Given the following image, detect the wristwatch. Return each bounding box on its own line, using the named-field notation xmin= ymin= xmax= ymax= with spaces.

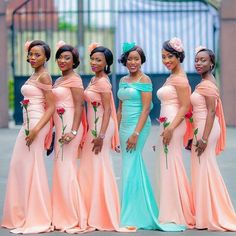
xmin=71 ymin=130 xmax=77 ymax=136
xmin=201 ymin=137 xmax=208 ymax=144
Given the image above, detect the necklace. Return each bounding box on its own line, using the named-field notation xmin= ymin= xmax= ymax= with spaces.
xmin=127 ymin=73 xmax=143 ymax=83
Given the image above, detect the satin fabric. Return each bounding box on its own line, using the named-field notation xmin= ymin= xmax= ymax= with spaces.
xmin=156 ymin=75 xmax=195 ymax=228
xmin=118 ymin=77 xmax=185 ymax=231
xmin=78 ymin=77 xmax=134 ymax=232
xmin=191 ymin=80 xmax=236 ymax=231
xmin=52 ymin=75 xmax=92 ymax=233
xmin=1 ymin=78 xmax=53 ymax=234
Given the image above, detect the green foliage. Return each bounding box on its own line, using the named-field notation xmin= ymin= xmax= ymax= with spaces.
xmin=58 ymin=21 xmax=77 ymax=31
xmin=8 ymin=79 xmax=14 ymax=110
xmin=95 ymin=117 xmax=99 ymax=124
xmin=91 ymin=130 xmax=97 ymax=138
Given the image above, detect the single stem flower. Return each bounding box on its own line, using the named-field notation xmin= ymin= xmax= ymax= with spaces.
xmin=91 ymin=101 xmax=100 ymax=138
xmin=157 ymin=116 xmax=170 ymax=169
xmin=21 ymin=99 xmax=30 ymax=151
xmin=185 ymin=112 xmax=200 ymax=164
xmin=57 ymin=107 xmax=66 ymax=161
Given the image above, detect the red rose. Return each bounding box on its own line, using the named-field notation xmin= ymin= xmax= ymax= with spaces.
xmin=158 ymin=116 xmax=167 ymax=123
xmin=21 ymin=99 xmax=30 ymax=106
xmin=185 ymin=111 xmax=193 ymax=119
xmin=57 ymin=107 xmax=65 ymax=115
xmin=91 ymin=101 xmax=100 ymax=107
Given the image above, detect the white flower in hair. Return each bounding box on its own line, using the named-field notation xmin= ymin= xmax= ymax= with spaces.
xmin=195 ymin=45 xmax=207 ymax=54
xmin=169 ymin=37 xmax=184 ymax=52
xmin=56 ymin=40 xmax=66 ymax=50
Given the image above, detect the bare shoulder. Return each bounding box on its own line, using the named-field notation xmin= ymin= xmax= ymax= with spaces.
xmin=119 ymin=76 xmax=128 ymax=83
xmin=140 ymin=75 xmax=152 ymax=84
xmin=72 ymin=73 xmax=82 ymax=80
xmin=38 ymin=72 xmax=52 ymax=85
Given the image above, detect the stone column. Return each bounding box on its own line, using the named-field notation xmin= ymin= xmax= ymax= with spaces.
xmin=0 ymin=1 xmax=8 ymax=128
xmin=220 ymin=1 xmax=236 ymax=126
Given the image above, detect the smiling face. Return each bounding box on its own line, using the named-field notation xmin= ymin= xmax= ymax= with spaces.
xmin=161 ymin=49 xmax=180 ymax=71
xmin=57 ymin=51 xmax=74 ymax=72
xmin=195 ymin=51 xmax=212 ymax=75
xmin=90 ymin=52 xmax=106 ymax=73
xmin=28 ymin=46 xmax=46 ymax=69
xmin=126 ymin=50 xmax=141 ymax=73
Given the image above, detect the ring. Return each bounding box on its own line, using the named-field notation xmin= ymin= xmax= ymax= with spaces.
xmin=66 ymin=137 xmax=70 ymax=141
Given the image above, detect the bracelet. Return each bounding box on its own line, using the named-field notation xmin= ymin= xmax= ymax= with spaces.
xmin=99 ymin=133 xmax=105 ymax=139
xmin=201 ymin=137 xmax=208 ymax=144
xmin=71 ymin=130 xmax=77 ymax=136
xmin=133 ymin=131 xmax=140 ymax=136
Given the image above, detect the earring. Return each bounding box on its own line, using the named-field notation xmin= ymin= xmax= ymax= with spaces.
xmin=210 ymin=64 xmax=214 ymax=70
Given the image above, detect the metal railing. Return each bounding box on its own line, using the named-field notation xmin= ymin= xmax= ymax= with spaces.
xmin=11 ymin=0 xmax=219 ymax=124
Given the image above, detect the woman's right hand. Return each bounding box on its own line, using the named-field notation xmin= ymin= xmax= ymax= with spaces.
xmin=25 ymin=128 xmax=39 ymax=147
xmin=92 ymin=137 xmax=104 ymax=155
xmin=195 ymin=139 xmax=207 ymax=156
xmin=126 ymin=133 xmax=138 ymax=152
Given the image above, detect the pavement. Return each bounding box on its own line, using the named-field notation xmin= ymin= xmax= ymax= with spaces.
xmin=0 ymin=125 xmax=236 ymax=236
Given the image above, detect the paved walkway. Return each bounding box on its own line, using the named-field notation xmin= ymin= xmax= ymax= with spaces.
xmin=0 ymin=126 xmax=235 ymax=236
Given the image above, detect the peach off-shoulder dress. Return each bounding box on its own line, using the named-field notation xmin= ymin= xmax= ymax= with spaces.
xmin=1 ymin=76 xmax=52 ymax=234
xmin=78 ymin=77 xmax=134 ymax=232
xmin=156 ymin=75 xmax=195 ymax=229
xmin=52 ymin=76 xmax=91 ymax=233
xmin=191 ymin=80 xmax=236 ymax=231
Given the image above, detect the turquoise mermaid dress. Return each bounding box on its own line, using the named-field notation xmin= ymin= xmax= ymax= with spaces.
xmin=117 ymin=79 xmax=185 ymax=231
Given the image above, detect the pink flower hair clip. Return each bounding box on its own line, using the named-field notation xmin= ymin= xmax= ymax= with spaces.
xmin=88 ymin=42 xmax=100 ymax=53
xmin=56 ymin=40 xmax=66 ymax=50
xmin=169 ymin=37 xmax=184 ymax=52
xmin=24 ymin=40 xmax=32 ymax=52
xmin=195 ymin=45 xmax=207 ymax=54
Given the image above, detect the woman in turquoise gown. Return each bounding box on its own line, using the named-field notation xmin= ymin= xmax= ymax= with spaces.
xmin=117 ymin=43 xmax=185 ymax=231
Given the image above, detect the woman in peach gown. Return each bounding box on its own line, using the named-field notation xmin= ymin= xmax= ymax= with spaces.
xmin=78 ymin=44 xmax=134 ymax=232
xmin=191 ymin=47 xmax=236 ymax=231
xmin=1 ymin=40 xmax=54 ymax=234
xmin=156 ymin=38 xmax=195 ymax=228
xmin=52 ymin=42 xmax=90 ymax=233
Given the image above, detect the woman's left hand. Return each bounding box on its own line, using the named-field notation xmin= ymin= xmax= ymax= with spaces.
xmin=92 ymin=137 xmax=103 ymax=154
xmin=62 ymin=132 xmax=75 ymax=144
xmin=126 ymin=134 xmax=138 ymax=152
xmin=161 ymin=127 xmax=173 ymax=145
xmin=25 ymin=128 xmax=39 ymax=147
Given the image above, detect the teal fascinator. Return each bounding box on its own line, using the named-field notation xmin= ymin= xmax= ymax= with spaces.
xmin=122 ymin=42 xmax=136 ymax=53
